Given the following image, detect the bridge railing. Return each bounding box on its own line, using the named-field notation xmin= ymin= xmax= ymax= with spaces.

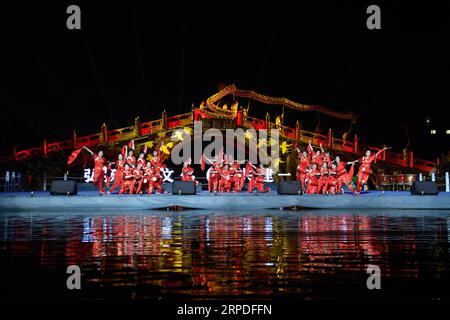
xmin=298 ymin=130 xmax=328 ymax=147
xmin=385 ymin=152 xmax=408 ymax=168
xmin=16 ymin=147 xmax=41 ymax=160
xmin=108 ymin=126 xmax=136 ymax=143
xmin=244 ymin=116 xmax=266 ymax=130
xmin=47 ymin=140 xmax=71 ymax=153
xmin=332 ymin=137 xmax=354 ymax=154
xmin=140 ymin=119 xmax=163 ymax=135
xmin=414 ymin=158 xmax=437 ymax=173
xmin=76 ymin=133 xmax=102 ymax=148
xmin=268 ymin=122 xmax=296 ymax=139
xmin=3 ymin=112 xmax=438 ymax=174
xmin=167 ymin=112 xmax=193 ymax=129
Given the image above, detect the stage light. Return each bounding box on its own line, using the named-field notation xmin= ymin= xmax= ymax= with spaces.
xmin=430 ymin=129 xmax=436 ymax=135
xmin=446 ymin=130 xmax=450 ymax=135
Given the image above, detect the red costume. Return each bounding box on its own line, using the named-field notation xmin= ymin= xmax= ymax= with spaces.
xmin=137 ymin=157 xmax=146 ymax=168
xmin=149 ymin=169 xmax=164 ymax=194
xmin=208 ymin=163 xmax=220 ymax=193
xmin=248 ymin=167 xmax=270 ymax=193
xmin=220 ymin=168 xmax=233 ymax=192
xmin=356 ymin=154 xmax=377 ymax=193
xmin=92 ymin=154 xmax=105 ymax=193
xmin=325 ymin=169 xmax=338 ymax=194
xmin=231 ymin=163 xmax=244 ymax=192
xmin=150 ymin=150 xmax=163 ymax=169
xmin=132 ymin=167 xmax=144 ymax=194
xmin=296 ymin=154 xmax=310 ymax=190
xmin=182 ymin=164 xmax=198 ymax=186
xmin=317 ymin=166 xmax=329 ymax=194
xmin=126 ymin=155 xmax=136 ymax=168
xmin=336 ymin=162 xmax=355 ymax=193
xmin=110 ymin=159 xmax=126 ymax=193
xmin=306 ymin=168 xmax=320 ymax=194
xmin=120 ymin=168 xmax=134 ymax=194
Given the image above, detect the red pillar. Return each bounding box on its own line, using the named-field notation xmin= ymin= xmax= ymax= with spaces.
xmin=236 ymin=110 xmax=243 ymax=127
xmin=162 ymin=110 xmax=168 ymax=130
xmin=353 ymin=135 xmax=359 ymax=154
xmin=295 ymin=121 xmax=300 ymax=140
xmin=409 ymin=151 xmax=414 ymax=168
xmin=101 ymin=123 xmax=108 ymax=143
xmin=42 ymin=139 xmax=47 ymax=155
xmin=134 ymin=116 xmax=141 ymax=136
xmin=72 ymin=130 xmax=78 ymax=149
xmin=328 ymin=128 xmax=333 ymax=148
xmin=193 ymin=109 xmax=201 ymax=122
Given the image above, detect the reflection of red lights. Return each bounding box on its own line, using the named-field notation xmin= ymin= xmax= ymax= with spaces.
xmin=4 ymin=213 xmax=443 ymax=296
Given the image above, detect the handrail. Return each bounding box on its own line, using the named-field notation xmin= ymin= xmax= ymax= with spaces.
xmin=4 ymin=111 xmax=436 ymax=173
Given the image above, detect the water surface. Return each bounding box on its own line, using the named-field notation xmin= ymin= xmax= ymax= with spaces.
xmin=1 ymin=210 xmax=449 ymax=300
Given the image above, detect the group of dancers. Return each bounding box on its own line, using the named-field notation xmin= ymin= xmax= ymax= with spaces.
xmin=82 ymin=144 xmax=166 ymax=195
xmin=202 ymin=156 xmax=271 ymax=194
xmin=80 ymin=139 xmax=387 ymax=196
xmin=296 ymin=140 xmax=388 ymax=195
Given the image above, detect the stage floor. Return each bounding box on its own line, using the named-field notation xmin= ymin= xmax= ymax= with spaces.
xmin=1 ymin=190 xmax=450 ymax=211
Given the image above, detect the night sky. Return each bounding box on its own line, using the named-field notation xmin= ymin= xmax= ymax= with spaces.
xmin=0 ymin=1 xmax=449 ymax=159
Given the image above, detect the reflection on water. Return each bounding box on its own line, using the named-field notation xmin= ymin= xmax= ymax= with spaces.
xmin=0 ymin=210 xmax=449 ymax=300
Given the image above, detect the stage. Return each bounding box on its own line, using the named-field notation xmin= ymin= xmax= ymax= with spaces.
xmin=1 ymin=190 xmax=450 ymax=211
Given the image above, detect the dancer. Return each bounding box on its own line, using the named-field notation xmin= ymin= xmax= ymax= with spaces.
xmin=325 ymin=163 xmax=338 ymax=195
xmin=296 ymin=150 xmax=310 ymax=192
xmin=334 ymin=156 xmax=355 ymax=193
xmin=219 ymin=164 xmax=233 ymax=193
xmin=119 ymin=164 xmax=134 ymax=194
xmin=208 ymin=160 xmax=220 ymax=193
xmin=306 ymin=163 xmax=320 ymax=194
xmin=132 ymin=164 xmax=144 ymax=194
xmin=231 ymin=160 xmax=244 ymax=192
xmin=82 ymin=146 xmax=106 ymax=195
xmin=181 ymin=160 xmax=198 ymax=186
xmin=317 ymin=162 xmax=329 ymax=194
xmin=248 ymin=163 xmax=270 ymax=193
xmin=308 ymin=141 xmax=323 ymax=167
xmin=137 ymin=151 xmax=147 ymax=168
xmin=109 ymin=153 xmax=126 ymax=193
xmin=126 ymin=149 xmax=136 ymax=168
xmin=353 ymin=147 xmax=389 ymax=194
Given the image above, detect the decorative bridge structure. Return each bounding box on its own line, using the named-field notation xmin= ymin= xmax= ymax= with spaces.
xmin=1 ymin=85 xmax=437 ymax=174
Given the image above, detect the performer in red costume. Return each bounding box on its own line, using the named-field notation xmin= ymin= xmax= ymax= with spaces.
xmin=109 ymin=153 xmax=126 ymax=193
xmin=150 ymin=143 xmax=164 ymax=169
xmin=248 ymin=163 xmax=270 ymax=193
xmin=126 ymin=149 xmax=136 ymax=168
xmin=306 ymin=163 xmax=320 ymax=194
xmin=181 ymin=161 xmax=198 ymax=186
xmin=296 ymin=150 xmax=310 ymax=191
xmin=132 ymin=164 xmax=144 ymax=194
xmin=137 ymin=152 xmax=147 ymax=168
xmin=230 ymin=160 xmax=244 ymax=192
xmin=334 ymin=156 xmax=355 ymax=193
xmin=325 ymin=163 xmax=338 ymax=194
xmin=352 ymin=147 xmax=388 ymax=194
xmin=149 ymin=166 xmax=164 ymax=194
xmin=322 ymin=150 xmax=332 ymax=167
xmin=317 ymin=162 xmax=329 ymax=194
xmin=120 ymin=164 xmax=134 ymax=194
xmin=208 ymin=160 xmax=220 ymax=193
xmin=83 ymin=146 xmax=106 ymax=195
xmin=308 ymin=140 xmax=323 ymax=168
xmin=219 ymin=164 xmax=233 ymax=192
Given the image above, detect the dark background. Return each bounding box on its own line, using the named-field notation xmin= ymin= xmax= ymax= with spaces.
xmin=0 ymin=1 xmax=449 ymax=159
